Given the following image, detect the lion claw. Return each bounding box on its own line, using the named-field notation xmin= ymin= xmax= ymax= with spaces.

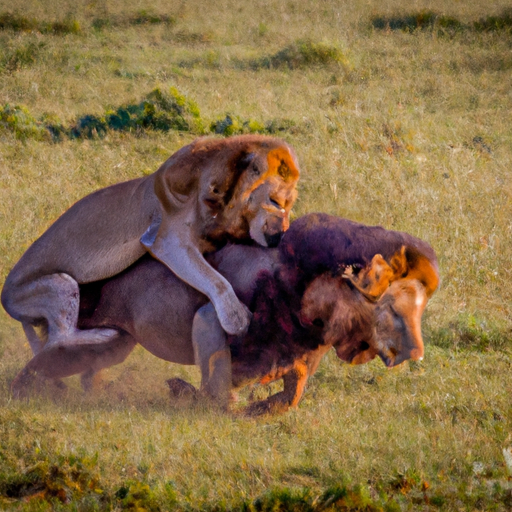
xmin=218 ymin=301 xmax=252 ymax=336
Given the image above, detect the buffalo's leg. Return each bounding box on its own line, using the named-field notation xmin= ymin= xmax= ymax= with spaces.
xmin=2 ymin=273 xmax=118 ymax=351
xmin=191 ymin=303 xmax=232 ymax=406
xmin=244 ymin=360 xmax=309 ymax=416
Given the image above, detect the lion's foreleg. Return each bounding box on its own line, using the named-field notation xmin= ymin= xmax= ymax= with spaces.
xmin=191 ymin=303 xmax=232 ymax=407
xmin=141 ymin=215 xmax=251 ymax=336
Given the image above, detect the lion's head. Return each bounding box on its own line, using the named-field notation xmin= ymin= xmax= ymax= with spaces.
xmin=154 ymin=135 xmax=299 ymax=249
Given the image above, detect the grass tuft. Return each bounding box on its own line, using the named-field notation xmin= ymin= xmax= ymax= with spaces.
xmin=92 ymin=10 xmax=176 ymax=30
xmin=428 ymin=314 xmax=512 ymax=352
xmin=371 ymin=10 xmax=463 ymax=33
xmin=254 ymin=39 xmax=350 ymax=70
xmin=473 ymin=8 xmax=512 ymax=32
xmin=0 ymin=40 xmax=45 ymax=72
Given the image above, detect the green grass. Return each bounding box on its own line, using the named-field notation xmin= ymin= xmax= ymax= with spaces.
xmin=0 ymin=0 xmax=511 ymax=510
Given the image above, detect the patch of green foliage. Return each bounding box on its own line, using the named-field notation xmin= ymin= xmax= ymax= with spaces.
xmin=371 ymin=8 xmax=512 ymax=34
xmin=254 ymin=39 xmax=350 ymax=70
xmin=243 ymin=485 xmax=391 ymax=512
xmin=211 ymin=115 xmax=300 ymax=137
xmin=0 ymin=104 xmax=48 ymax=140
xmin=0 ymin=88 xmax=298 ymax=141
xmin=0 ymin=87 xmax=206 ymax=141
xmin=114 ymin=480 xmax=162 ymax=511
xmin=428 ymin=314 xmax=512 ymax=352
xmin=70 ymin=87 xmax=206 ymax=138
xmin=210 ymin=114 xmax=265 ymax=136
xmin=0 ymin=12 xmax=80 ymax=34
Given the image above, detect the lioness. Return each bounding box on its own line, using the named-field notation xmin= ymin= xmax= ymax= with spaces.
xmin=1 ymin=135 xmax=300 ymax=394
xmin=11 ymin=214 xmax=439 ymax=414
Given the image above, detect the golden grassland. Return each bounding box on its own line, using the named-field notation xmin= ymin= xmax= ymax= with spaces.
xmin=0 ymin=0 xmax=511 ymax=509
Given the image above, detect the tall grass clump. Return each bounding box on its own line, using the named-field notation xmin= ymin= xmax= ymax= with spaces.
xmin=91 ymin=10 xmax=175 ymax=30
xmin=254 ymin=39 xmax=350 ymax=70
xmin=0 ymin=39 xmax=45 ymax=72
xmin=0 ymin=11 xmax=80 ymax=34
xmin=371 ymin=8 xmax=512 ymax=34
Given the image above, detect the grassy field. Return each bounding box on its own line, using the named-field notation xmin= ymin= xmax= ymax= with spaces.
xmin=0 ymin=0 xmax=511 ymax=509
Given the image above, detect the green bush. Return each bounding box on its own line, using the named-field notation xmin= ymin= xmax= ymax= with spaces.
xmin=0 ymin=104 xmax=48 ymax=140
xmin=0 ymin=87 xmax=299 ymax=141
xmin=210 ymin=114 xmax=265 ymax=136
xmin=69 ymin=86 xmax=205 ymax=138
xmin=92 ymin=10 xmax=176 ymax=30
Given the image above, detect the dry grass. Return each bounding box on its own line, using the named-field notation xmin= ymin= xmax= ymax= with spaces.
xmin=0 ymin=0 xmax=511 ymax=509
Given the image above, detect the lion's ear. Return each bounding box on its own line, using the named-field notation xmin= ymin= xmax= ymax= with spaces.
xmin=148 ymin=142 xmax=201 ymax=214
xmin=343 ymin=254 xmax=394 ymax=301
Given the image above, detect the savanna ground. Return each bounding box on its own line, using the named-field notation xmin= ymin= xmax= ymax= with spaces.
xmin=0 ymin=0 xmax=511 ymax=510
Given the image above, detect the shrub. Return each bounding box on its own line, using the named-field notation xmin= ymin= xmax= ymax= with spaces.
xmin=0 ymin=453 xmax=104 ymax=504
xmin=69 ymin=87 xmax=206 ymax=138
xmin=0 ymin=104 xmax=48 ymax=140
xmin=371 ymin=9 xmax=512 ymax=34
xmin=92 ymin=10 xmax=176 ymax=30
xmin=210 ymin=114 xmax=265 ymax=136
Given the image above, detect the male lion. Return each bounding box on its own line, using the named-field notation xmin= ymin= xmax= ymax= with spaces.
xmin=11 ymin=214 xmax=439 ymax=414
xmin=1 ymin=135 xmax=300 ymax=387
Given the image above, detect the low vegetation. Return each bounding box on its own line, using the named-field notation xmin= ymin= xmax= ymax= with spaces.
xmin=0 ymin=0 xmax=511 ymax=509
xmin=371 ymin=8 xmax=512 ymax=34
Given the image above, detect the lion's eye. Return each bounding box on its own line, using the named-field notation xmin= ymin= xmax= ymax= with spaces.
xmin=250 ymin=164 xmax=260 ymax=176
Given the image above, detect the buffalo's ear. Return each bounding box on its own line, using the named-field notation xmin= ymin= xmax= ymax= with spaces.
xmin=390 ymin=245 xmax=408 ymax=277
xmin=405 ymin=248 xmax=440 ymax=297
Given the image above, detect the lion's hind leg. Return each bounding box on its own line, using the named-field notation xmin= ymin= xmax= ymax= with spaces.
xmin=2 ymin=273 xmax=118 ymax=349
xmin=22 ymin=321 xmax=47 ymax=355
xmin=10 ymin=332 xmax=136 ymax=398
